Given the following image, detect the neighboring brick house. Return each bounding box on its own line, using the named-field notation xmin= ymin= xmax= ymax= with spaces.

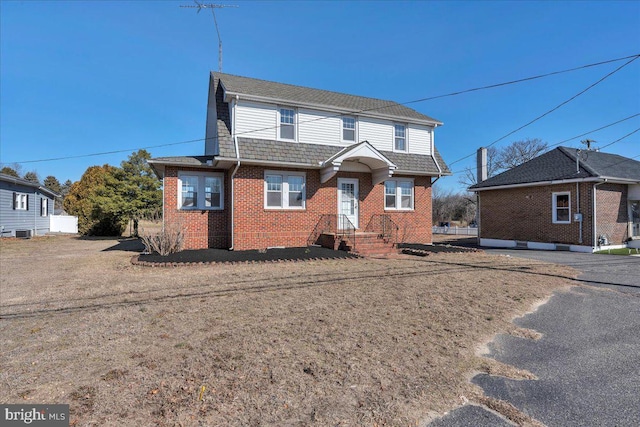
xmin=470 ymin=147 xmax=640 ymax=252
xmin=149 ymin=72 xmax=451 ymax=253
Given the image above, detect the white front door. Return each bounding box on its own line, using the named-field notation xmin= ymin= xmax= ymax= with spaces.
xmin=338 ymin=178 xmax=359 ymax=229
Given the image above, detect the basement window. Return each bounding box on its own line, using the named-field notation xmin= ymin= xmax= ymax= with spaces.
xmin=552 ymin=192 xmax=571 ymax=224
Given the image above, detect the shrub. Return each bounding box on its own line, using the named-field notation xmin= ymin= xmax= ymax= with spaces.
xmin=140 ymin=222 xmax=185 ymax=256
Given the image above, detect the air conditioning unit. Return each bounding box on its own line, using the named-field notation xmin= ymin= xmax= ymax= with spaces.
xmin=15 ymin=230 xmax=32 ymax=239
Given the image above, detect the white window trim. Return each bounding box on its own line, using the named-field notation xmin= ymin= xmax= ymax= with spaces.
xmin=177 ymin=172 xmax=224 ymax=210
xmin=393 ymin=123 xmax=408 ymax=153
xmin=14 ymin=192 xmax=28 ymax=210
xmin=264 ymin=170 xmax=306 ymax=210
xmin=384 ymin=178 xmax=414 ymax=211
xmin=341 ymin=116 xmax=357 ymax=143
xmin=277 ymin=107 xmax=297 ymax=142
xmin=552 ymin=191 xmax=571 ymax=224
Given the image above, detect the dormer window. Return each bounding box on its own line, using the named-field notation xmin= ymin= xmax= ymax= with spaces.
xmin=279 ymin=108 xmax=296 ymax=140
xmin=394 ymin=124 xmax=407 ymax=152
xmin=342 ymin=116 xmax=356 ymax=142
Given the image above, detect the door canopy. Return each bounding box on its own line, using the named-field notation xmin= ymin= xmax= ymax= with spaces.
xmin=320 ymin=141 xmax=397 ymax=184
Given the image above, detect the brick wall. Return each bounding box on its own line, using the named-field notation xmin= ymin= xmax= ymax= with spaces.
xmin=596 ymin=183 xmax=629 ymax=245
xmin=478 ymin=183 xmax=593 ymax=245
xmin=163 ymin=165 xmax=434 ymax=250
xmin=163 ymin=166 xmax=230 ymax=250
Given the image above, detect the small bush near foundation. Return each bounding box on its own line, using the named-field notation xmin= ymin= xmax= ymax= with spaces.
xmin=140 ymin=223 xmax=185 ymax=256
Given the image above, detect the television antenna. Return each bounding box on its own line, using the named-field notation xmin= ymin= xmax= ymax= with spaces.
xmin=180 ymin=1 xmax=238 ymax=72
xmin=580 ymin=138 xmax=596 ymax=150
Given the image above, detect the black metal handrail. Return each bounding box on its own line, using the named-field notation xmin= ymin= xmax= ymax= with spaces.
xmin=307 ymin=214 xmax=357 ymax=250
xmin=365 ymin=214 xmax=399 ymax=245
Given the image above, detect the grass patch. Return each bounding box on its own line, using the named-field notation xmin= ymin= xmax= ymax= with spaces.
xmin=594 ymin=247 xmax=640 ymax=255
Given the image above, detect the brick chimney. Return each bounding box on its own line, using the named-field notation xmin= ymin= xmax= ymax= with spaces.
xmin=477 ymin=147 xmax=488 ymax=183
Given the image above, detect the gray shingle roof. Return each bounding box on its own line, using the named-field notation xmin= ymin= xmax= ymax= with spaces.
xmin=0 ymin=173 xmax=60 ymax=198
xmin=470 ymin=147 xmax=640 ymax=190
xmin=214 ymin=72 xmax=441 ymax=124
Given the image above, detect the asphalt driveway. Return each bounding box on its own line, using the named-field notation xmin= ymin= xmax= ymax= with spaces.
xmin=429 ymin=250 xmax=640 ymax=426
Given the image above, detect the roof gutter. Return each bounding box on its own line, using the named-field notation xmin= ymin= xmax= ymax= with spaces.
xmin=229 ymin=95 xmax=241 ymax=251
xmin=471 ymin=177 xmax=605 ymax=192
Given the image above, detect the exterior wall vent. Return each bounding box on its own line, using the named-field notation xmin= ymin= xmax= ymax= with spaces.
xmin=15 ymin=230 xmax=32 ymax=239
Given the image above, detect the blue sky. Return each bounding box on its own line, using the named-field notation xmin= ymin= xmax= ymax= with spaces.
xmin=1 ymin=0 xmax=639 ymax=192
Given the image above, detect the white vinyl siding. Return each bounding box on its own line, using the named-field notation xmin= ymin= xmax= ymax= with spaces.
xmin=235 ymin=100 xmax=277 ymax=140
xmin=408 ymin=125 xmax=432 ymax=155
xmin=298 ymin=109 xmax=343 ymax=146
xmin=552 ymin=192 xmax=571 ymax=224
xmin=359 ymin=117 xmax=392 ymax=151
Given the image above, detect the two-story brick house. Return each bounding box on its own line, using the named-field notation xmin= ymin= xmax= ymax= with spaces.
xmin=149 ymin=73 xmax=451 ymax=252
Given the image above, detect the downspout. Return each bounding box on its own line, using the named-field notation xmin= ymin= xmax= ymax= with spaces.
xmin=576 ymin=182 xmax=582 ymax=244
xmin=593 ymin=180 xmax=607 ymax=249
xmin=229 ymin=94 xmax=241 ymax=250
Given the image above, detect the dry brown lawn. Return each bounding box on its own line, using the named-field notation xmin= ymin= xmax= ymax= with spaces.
xmin=0 ymin=235 xmax=578 ymax=426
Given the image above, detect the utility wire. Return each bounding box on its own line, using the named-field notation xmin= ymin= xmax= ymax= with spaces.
xmin=7 ymin=54 xmax=640 ymax=165
xmin=452 ymin=117 xmax=640 ymax=175
xmin=447 ymin=55 xmax=640 ymax=167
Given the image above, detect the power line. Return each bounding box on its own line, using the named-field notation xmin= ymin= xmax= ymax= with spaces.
xmin=451 ymin=113 xmax=640 ymax=175
xmin=598 ymin=127 xmax=640 ymax=150
xmin=7 ymin=54 xmax=639 ymax=165
xmin=447 ymin=55 xmax=640 ymax=167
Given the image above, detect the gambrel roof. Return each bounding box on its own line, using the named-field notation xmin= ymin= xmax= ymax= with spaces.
xmin=214 ymin=72 xmax=442 ymax=125
xmin=470 ymin=147 xmax=640 ymax=190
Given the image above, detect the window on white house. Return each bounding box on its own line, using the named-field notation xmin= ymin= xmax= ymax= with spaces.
xmin=13 ymin=192 xmax=28 ymax=210
xmin=279 ymin=108 xmax=296 ymax=140
xmin=342 ymin=116 xmax=356 ymax=142
xmin=552 ymin=192 xmax=571 ymax=223
xmin=384 ymin=179 xmax=414 ymax=210
xmin=40 ymin=198 xmax=48 ymax=217
xmin=394 ymin=124 xmax=407 ymax=152
xmin=265 ymin=171 xmax=305 ymax=209
xmin=179 ymin=173 xmax=223 ymax=210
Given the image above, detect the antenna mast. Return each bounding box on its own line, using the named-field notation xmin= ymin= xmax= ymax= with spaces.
xmin=581 ymin=139 xmax=596 ymax=150
xmin=181 ymin=1 xmax=238 ymax=72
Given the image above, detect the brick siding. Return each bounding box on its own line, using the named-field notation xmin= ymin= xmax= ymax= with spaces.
xmin=596 ymin=183 xmax=629 ymax=245
xmin=479 ymin=182 xmax=630 ymax=246
xmin=164 ymin=165 xmax=433 ymax=250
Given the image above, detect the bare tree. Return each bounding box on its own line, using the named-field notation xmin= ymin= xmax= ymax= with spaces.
xmin=496 ymin=138 xmax=548 ymax=170
xmin=458 ymin=139 xmax=548 ymax=188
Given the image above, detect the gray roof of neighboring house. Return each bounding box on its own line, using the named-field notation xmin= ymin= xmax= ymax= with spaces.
xmin=213 ymin=72 xmax=442 ymax=124
xmin=470 ymin=147 xmax=640 ymax=190
xmin=0 ymin=173 xmax=60 ymax=198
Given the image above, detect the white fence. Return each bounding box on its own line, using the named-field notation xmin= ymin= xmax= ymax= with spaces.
xmin=432 ymin=226 xmax=478 ymax=236
xmin=50 ymin=215 xmax=78 ymax=234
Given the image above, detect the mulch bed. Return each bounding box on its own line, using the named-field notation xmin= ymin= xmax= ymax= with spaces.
xmin=398 ymin=242 xmax=481 ymax=255
xmin=134 ymin=245 xmax=360 ymax=266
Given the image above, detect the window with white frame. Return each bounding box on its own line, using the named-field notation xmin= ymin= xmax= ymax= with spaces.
xmin=40 ymin=198 xmax=48 ymax=217
xmin=552 ymin=192 xmax=570 ymax=223
xmin=342 ymin=116 xmax=356 ymax=142
xmin=178 ymin=173 xmax=223 ymax=210
xmin=264 ymin=171 xmax=305 ymax=209
xmin=279 ymin=108 xmax=296 ymax=140
xmin=13 ymin=192 xmax=28 ymax=210
xmin=630 ymin=201 xmax=639 ymax=237
xmin=384 ymin=179 xmax=414 ymax=210
xmin=394 ymin=124 xmax=407 ymax=152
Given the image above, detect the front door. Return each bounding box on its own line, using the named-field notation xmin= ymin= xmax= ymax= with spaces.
xmin=338 ymin=178 xmax=359 ymax=229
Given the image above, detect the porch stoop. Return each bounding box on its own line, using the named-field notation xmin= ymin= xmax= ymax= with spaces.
xmin=341 ymin=232 xmax=397 ymax=257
